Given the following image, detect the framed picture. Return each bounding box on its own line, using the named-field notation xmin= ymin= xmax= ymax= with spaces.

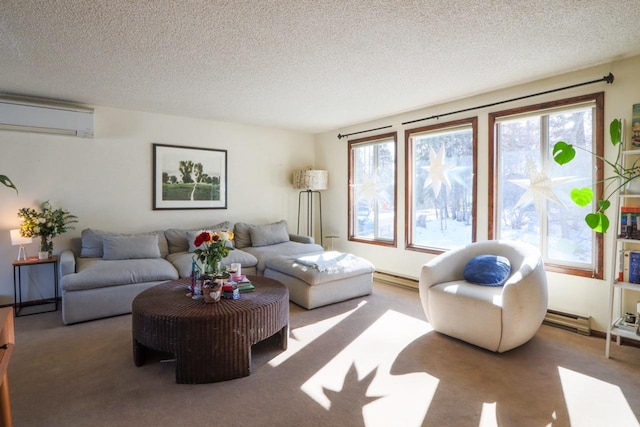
xmin=153 ymin=143 xmax=227 ymax=210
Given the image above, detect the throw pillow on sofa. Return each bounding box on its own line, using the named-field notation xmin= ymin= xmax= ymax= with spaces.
xmin=80 ymin=228 xmax=169 ymax=258
xmin=234 ymin=220 xmax=289 ymax=248
xmin=233 ymin=222 xmax=253 ymax=248
xmin=249 ymin=221 xmax=290 ymax=247
xmin=102 ymin=235 xmax=162 ymax=260
xmin=80 ymin=228 xmax=116 ymax=257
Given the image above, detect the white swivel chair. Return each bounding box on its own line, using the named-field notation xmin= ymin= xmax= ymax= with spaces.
xmin=419 ymin=240 xmax=548 ymax=353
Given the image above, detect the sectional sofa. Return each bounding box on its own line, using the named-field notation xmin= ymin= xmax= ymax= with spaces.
xmin=59 ymin=220 xmax=323 ymax=324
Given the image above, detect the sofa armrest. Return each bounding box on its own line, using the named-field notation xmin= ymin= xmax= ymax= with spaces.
xmin=289 ymin=234 xmax=315 ymax=244
xmin=60 ymin=249 xmax=77 ymax=277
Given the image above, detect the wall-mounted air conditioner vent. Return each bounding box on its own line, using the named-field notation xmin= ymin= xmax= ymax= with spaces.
xmin=0 ymin=96 xmax=94 ymax=138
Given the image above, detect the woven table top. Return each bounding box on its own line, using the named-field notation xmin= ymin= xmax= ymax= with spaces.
xmin=132 ymin=275 xmax=288 ymax=320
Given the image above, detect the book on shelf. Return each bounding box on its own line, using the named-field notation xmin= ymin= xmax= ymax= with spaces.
xmin=632 ymin=103 xmax=640 ymax=149
xmin=620 ymin=206 xmax=640 ymax=239
xmin=620 ymin=250 xmax=640 ymax=283
xmin=631 ymin=251 xmax=640 ymax=284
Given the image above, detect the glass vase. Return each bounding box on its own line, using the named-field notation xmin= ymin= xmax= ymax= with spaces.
xmin=39 ymin=235 xmax=53 ymax=259
xmin=204 ymin=260 xmax=222 ymax=277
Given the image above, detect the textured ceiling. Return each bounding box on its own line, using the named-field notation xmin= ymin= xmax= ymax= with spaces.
xmin=1 ymin=1 xmax=639 ymax=134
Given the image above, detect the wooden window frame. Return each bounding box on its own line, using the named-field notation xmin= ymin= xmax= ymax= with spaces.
xmin=348 ymin=132 xmax=398 ymax=247
xmin=488 ymin=92 xmax=604 ymax=279
xmin=404 ymin=117 xmax=478 ymax=254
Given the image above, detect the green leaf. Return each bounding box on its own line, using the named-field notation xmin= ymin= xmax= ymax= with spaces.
xmin=570 ymin=187 xmax=593 ymax=207
xmin=585 ymin=212 xmax=609 ymax=233
xmin=552 ymin=141 xmax=576 ymax=165
xmin=0 ymin=175 xmax=18 ymax=193
xmin=598 ymin=200 xmax=610 ymax=211
xmin=610 ymin=118 xmax=622 ymax=146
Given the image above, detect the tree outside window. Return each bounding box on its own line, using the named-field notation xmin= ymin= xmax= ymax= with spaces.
xmin=406 ymin=118 xmax=477 ymax=252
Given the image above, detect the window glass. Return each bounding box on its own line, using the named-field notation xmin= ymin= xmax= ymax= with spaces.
xmin=406 ymin=119 xmax=476 ymax=251
xmin=492 ymin=94 xmax=603 ymax=277
xmin=348 ymin=133 xmax=397 ymax=245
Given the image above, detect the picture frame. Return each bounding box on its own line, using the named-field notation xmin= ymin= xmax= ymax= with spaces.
xmin=153 ymin=143 xmax=227 ymax=210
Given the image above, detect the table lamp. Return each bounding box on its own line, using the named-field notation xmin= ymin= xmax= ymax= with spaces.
xmin=10 ymin=229 xmax=32 ymax=261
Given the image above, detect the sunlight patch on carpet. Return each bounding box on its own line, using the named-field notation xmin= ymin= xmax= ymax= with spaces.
xmin=558 ymin=367 xmax=639 ymax=426
xmin=268 ymin=301 xmax=367 ymax=368
xmin=479 ymin=402 xmax=497 ymax=427
xmin=300 ymin=310 xmax=435 ymax=426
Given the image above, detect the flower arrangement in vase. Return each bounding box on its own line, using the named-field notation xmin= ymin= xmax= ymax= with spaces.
xmin=192 ymin=230 xmax=234 ymax=303
xmin=192 ymin=230 xmax=234 ymax=276
xmin=17 ymin=201 xmax=78 ymax=259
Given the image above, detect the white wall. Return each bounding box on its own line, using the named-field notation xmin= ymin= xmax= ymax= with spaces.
xmin=316 ymin=55 xmax=640 ymax=333
xmin=0 ymin=106 xmax=315 ymax=305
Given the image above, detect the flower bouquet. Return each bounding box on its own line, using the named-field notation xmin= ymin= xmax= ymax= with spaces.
xmin=192 ymin=230 xmax=234 ymax=303
xmin=192 ymin=230 xmax=234 ymax=276
xmin=17 ymin=201 xmax=77 ymax=258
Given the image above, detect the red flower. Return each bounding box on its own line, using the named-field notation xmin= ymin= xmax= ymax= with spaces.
xmin=194 ymin=231 xmax=210 ymax=247
xmin=212 ymin=234 xmax=220 ymax=242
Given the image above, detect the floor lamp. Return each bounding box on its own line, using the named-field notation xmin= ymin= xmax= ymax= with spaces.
xmin=293 ymin=169 xmax=328 ymax=246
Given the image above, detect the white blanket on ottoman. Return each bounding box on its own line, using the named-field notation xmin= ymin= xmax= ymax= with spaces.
xmin=294 ymin=251 xmax=362 ymax=273
xmin=265 ymin=252 xmax=374 ymax=309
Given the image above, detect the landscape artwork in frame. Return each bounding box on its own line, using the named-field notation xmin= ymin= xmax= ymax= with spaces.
xmin=153 ymin=143 xmax=227 ymax=209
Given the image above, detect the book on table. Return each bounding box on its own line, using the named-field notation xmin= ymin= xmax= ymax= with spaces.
xmin=238 ymin=282 xmax=254 ymax=292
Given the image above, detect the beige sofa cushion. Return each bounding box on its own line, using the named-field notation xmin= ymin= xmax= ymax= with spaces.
xmin=249 ymin=222 xmax=290 ymax=247
xmin=62 ymin=258 xmax=178 ymax=291
xmin=234 ymin=220 xmax=288 ymax=249
xmin=80 ymin=228 xmax=169 ymax=258
xmin=102 ymin=235 xmax=162 ymax=260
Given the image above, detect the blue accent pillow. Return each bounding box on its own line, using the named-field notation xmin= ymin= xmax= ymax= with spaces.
xmin=463 ymin=255 xmax=512 ymax=286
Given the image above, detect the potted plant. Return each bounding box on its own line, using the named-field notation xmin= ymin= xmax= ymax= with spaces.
xmin=552 ymin=118 xmax=632 ymax=233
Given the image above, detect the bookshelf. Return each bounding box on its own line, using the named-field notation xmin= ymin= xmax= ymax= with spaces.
xmin=606 ymin=147 xmax=640 ymax=358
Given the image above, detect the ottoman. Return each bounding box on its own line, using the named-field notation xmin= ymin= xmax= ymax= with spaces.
xmin=264 ymin=251 xmax=374 ymax=309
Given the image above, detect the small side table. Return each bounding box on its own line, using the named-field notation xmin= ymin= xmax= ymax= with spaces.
xmin=12 ymin=256 xmax=59 ymax=317
xmin=324 ymin=235 xmax=340 ymax=251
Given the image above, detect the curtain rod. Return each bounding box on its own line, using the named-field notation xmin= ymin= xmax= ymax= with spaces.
xmin=337 ymin=73 xmax=614 ymax=140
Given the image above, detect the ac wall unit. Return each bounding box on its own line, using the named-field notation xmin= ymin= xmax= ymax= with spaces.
xmin=0 ymin=96 xmax=94 ymax=138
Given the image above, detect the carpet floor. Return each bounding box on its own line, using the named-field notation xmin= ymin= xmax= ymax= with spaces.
xmin=8 ymin=281 xmax=640 ymax=427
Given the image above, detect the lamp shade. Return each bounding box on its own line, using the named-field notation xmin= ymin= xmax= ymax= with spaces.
xmin=293 ymin=170 xmax=328 ymax=191
xmin=10 ymin=229 xmax=32 ymax=246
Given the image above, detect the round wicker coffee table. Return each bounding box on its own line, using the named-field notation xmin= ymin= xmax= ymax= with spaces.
xmin=132 ymin=276 xmax=289 ymax=384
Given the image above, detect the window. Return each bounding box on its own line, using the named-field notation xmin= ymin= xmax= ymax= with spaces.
xmin=406 ymin=118 xmax=477 ymax=252
xmin=348 ymin=133 xmax=397 ymax=246
xmin=489 ymin=93 xmax=604 ymax=278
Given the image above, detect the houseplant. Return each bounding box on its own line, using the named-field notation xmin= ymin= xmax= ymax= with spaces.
xmin=552 ymin=118 xmax=629 ymax=233
xmin=17 ymin=201 xmax=78 ymax=258
xmin=1 ymin=175 xmax=17 ymax=193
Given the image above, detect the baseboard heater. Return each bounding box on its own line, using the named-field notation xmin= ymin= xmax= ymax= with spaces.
xmin=373 ymin=271 xmax=419 ymax=290
xmin=543 ymin=309 xmax=591 ymax=336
